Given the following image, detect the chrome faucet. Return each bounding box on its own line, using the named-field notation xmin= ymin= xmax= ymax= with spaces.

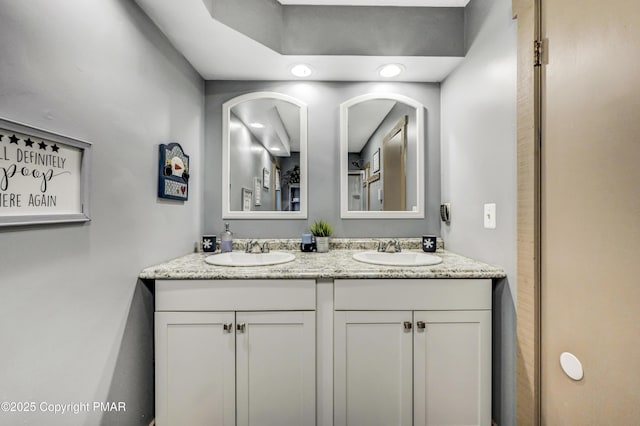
xmin=378 ymin=239 xmax=402 ymax=253
xmin=245 ymin=240 xmax=270 ymax=253
xmin=245 ymin=240 xmax=262 ymax=253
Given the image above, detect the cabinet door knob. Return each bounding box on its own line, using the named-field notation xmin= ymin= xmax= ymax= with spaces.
xmin=403 ymin=321 xmax=412 ymax=331
xmin=416 ymin=321 xmax=426 ymax=330
xmin=237 ymin=323 xmax=246 ymax=333
xmin=223 ymin=323 xmax=233 ymax=333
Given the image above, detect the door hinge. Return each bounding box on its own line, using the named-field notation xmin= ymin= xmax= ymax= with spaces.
xmin=534 ymin=39 xmax=543 ymax=67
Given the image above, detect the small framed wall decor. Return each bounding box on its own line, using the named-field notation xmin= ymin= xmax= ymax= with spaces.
xmin=372 ymin=148 xmax=380 ymax=174
xmin=242 ymin=187 xmax=252 ymax=211
xmin=275 ymin=166 xmax=281 ymax=191
xmin=263 ymin=167 xmax=271 ymax=190
xmin=158 ymin=143 xmax=189 ymax=201
xmin=0 ymin=117 xmax=92 ymax=227
xmin=254 ymin=177 xmax=262 ymax=206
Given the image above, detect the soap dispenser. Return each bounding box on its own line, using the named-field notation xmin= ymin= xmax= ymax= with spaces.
xmin=220 ymin=223 xmax=233 ymax=253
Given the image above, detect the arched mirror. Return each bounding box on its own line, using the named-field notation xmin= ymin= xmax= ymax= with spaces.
xmin=222 ymin=92 xmax=307 ymax=219
xmin=340 ymin=94 xmax=425 ymax=218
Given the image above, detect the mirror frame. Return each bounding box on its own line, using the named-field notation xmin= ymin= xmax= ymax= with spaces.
xmin=222 ymin=92 xmax=308 ymax=219
xmin=340 ymin=93 xmax=425 ymax=219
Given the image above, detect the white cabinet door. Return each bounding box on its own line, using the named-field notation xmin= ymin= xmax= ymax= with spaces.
xmin=155 ymin=312 xmax=235 ymax=426
xmin=236 ymin=311 xmax=316 ymax=426
xmin=413 ymin=310 xmax=491 ymax=426
xmin=334 ymin=311 xmax=413 ymax=426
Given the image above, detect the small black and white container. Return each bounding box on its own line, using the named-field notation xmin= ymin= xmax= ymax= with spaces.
xmin=202 ymin=235 xmax=217 ymax=253
xmin=300 ymin=233 xmax=316 ymax=252
xmin=422 ymin=235 xmax=437 ymax=252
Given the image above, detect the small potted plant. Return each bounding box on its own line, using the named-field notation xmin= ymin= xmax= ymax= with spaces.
xmin=310 ymin=219 xmax=333 ymax=253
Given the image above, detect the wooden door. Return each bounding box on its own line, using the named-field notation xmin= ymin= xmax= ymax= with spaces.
xmin=383 ymin=116 xmax=407 ymax=210
xmin=155 ymin=312 xmax=235 ymax=426
xmin=413 ymin=310 xmax=491 ymax=426
xmin=334 ymin=311 xmax=413 ymax=426
xmin=541 ymin=0 xmax=640 ymax=422
xmin=235 ymin=311 xmax=316 ymax=426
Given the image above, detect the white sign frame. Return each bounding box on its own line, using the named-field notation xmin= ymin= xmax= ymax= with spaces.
xmin=262 ymin=167 xmax=271 ymax=190
xmin=242 ymin=187 xmax=252 ymax=211
xmin=0 ymin=118 xmax=92 ymax=227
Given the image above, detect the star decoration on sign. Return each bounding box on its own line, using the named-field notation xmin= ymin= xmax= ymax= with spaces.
xmin=24 ymin=138 xmax=35 ymax=147
xmin=51 ymin=144 xmax=60 ymax=153
xmin=38 ymin=141 xmax=47 ymax=150
xmin=203 ymin=238 xmax=213 ymax=250
xmin=9 ymin=134 xmax=19 ymax=144
xmin=423 ymin=239 xmax=434 ymax=249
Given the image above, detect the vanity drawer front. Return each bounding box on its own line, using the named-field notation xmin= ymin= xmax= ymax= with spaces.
xmin=334 ymin=279 xmax=491 ymax=310
xmin=156 ymin=279 xmax=316 ymax=311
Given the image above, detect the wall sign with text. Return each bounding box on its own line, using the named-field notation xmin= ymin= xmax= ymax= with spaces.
xmin=0 ymin=118 xmax=92 ymax=227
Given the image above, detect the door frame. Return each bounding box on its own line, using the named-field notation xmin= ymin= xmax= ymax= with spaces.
xmin=513 ymin=0 xmax=542 ymax=424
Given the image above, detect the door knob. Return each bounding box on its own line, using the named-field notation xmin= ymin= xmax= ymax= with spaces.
xmin=403 ymin=321 xmax=412 ymax=331
xmin=237 ymin=323 xmax=246 ymax=333
xmin=416 ymin=321 xmax=426 ymax=330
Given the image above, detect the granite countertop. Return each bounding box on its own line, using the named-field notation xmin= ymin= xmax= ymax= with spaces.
xmin=139 ymin=238 xmax=506 ymax=280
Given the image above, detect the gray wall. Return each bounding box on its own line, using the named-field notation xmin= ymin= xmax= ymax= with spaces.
xmin=205 ymin=81 xmax=441 ymax=238
xmin=441 ymin=0 xmax=517 ymax=423
xmin=282 ymin=6 xmax=464 ymax=56
xmin=0 ymin=1 xmax=204 ymax=425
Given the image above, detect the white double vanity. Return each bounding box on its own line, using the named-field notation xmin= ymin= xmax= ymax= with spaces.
xmin=140 ymin=89 xmax=506 ymax=425
xmin=141 ymin=240 xmax=504 ymax=426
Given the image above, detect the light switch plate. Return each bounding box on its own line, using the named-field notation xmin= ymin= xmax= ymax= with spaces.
xmin=484 ymin=203 xmax=496 ymax=229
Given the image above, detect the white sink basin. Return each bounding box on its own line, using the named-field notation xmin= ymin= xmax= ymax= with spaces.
xmin=205 ymin=251 xmax=296 ymax=267
xmin=352 ymin=251 xmax=443 ymax=267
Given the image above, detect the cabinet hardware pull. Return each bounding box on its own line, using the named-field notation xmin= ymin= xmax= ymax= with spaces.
xmin=403 ymin=321 xmax=412 ymax=330
xmin=223 ymin=323 xmax=233 ymax=333
xmin=416 ymin=321 xmax=426 ymax=330
xmin=237 ymin=323 xmax=246 ymax=333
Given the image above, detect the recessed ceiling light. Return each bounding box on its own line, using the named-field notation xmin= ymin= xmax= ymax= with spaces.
xmin=290 ymin=64 xmax=313 ymax=78
xmin=249 ymin=122 xmax=264 ymax=129
xmin=378 ymin=64 xmax=404 ymax=78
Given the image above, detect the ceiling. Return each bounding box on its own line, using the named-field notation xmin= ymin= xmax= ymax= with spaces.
xmin=348 ymin=100 xmax=397 ymax=153
xmin=232 ymin=98 xmax=301 ymax=155
xmin=134 ymin=0 xmax=469 ymax=82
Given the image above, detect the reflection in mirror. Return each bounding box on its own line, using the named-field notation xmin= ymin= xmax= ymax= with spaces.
xmin=340 ymin=94 xmax=424 ymax=218
xmin=222 ymin=92 xmax=307 ymax=218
